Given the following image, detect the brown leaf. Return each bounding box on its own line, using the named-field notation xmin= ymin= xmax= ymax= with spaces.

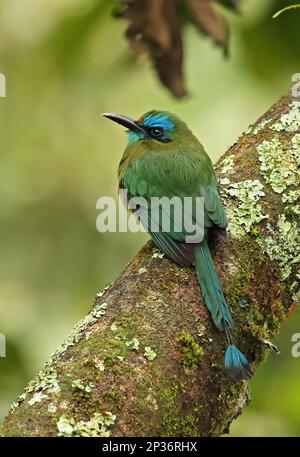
xmin=117 ymin=0 xmax=186 ymax=98
xmin=186 ymin=0 xmax=229 ymax=54
xmin=115 ymin=0 xmax=239 ymax=97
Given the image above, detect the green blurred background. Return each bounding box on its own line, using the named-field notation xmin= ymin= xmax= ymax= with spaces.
xmin=0 ymin=0 xmax=300 ymax=436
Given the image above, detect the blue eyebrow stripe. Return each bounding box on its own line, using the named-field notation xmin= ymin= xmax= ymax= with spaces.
xmin=142 ymin=114 xmax=174 ymax=131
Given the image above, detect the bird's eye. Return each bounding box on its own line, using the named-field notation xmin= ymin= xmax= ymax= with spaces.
xmin=150 ymin=127 xmax=163 ymax=137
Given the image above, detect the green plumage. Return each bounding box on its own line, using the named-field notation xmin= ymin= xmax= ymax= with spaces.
xmin=104 ymin=109 xmax=251 ymax=380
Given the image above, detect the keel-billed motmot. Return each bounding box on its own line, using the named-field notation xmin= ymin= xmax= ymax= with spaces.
xmin=103 ymin=110 xmax=252 ymax=381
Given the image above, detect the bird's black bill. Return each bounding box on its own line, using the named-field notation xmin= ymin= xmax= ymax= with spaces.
xmin=102 ymin=113 xmax=146 ymax=135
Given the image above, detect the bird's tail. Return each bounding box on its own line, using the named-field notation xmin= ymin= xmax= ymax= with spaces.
xmin=194 ymin=241 xmax=252 ymax=381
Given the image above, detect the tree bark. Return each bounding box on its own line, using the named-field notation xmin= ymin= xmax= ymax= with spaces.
xmin=1 ymin=88 xmax=299 ymax=437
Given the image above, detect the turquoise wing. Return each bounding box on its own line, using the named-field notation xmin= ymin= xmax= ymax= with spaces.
xmin=120 ymin=152 xmax=227 ymax=265
xmin=201 ymin=184 xmax=228 ymax=229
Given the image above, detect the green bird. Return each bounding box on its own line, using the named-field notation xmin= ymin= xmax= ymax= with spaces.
xmin=103 ymin=110 xmax=252 ymax=381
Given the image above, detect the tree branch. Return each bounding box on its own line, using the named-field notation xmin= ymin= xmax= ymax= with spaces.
xmin=1 ymin=88 xmax=299 ymax=437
